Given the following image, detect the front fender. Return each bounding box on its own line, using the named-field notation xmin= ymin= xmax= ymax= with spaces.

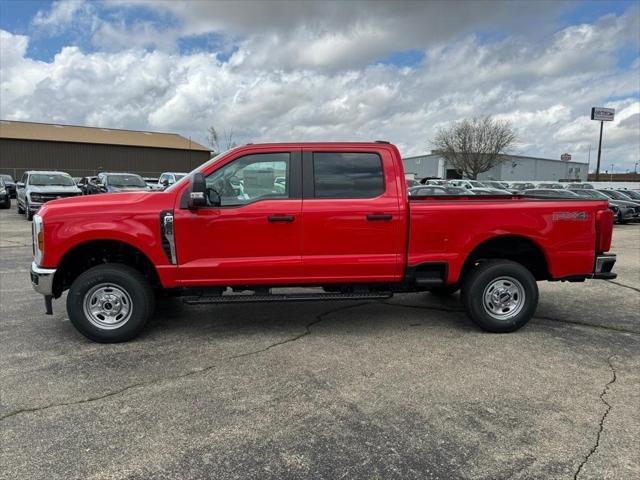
xmin=41 ymin=213 xmax=167 ymax=269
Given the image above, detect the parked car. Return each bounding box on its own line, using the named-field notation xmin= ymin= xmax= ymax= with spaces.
xmin=421 ymin=178 xmax=447 ymax=185
xmin=597 ymin=190 xmax=640 ymax=219
xmin=406 ymin=178 xmax=421 ymax=188
xmin=469 ymin=188 xmax=511 ymax=195
xmin=143 ymin=177 xmax=163 ymax=191
xmin=536 ymin=183 xmax=564 ymax=189
xmin=408 ymin=186 xmax=473 ymax=196
xmin=448 ymin=179 xmax=487 ymax=190
xmin=599 ymin=189 xmax=639 ymax=204
xmin=30 ymin=142 xmax=617 ymax=342
xmin=77 ymin=176 xmax=101 ymax=195
xmin=566 ymin=183 xmax=594 ymax=189
xmin=482 ymin=180 xmax=510 ymax=190
xmin=0 ymin=177 xmax=11 ymax=208
xmin=615 ymin=189 xmax=640 ymax=200
xmin=509 ymin=182 xmax=536 ymax=193
xmin=158 ymin=172 xmax=188 ymax=189
xmin=521 ymin=189 xmax=581 ymax=199
xmin=0 ymin=174 xmax=17 ymax=198
xmin=16 ymin=171 xmax=82 ymax=220
xmin=569 ymin=189 xmax=636 ymax=224
xmin=95 ymin=172 xmax=150 ymax=193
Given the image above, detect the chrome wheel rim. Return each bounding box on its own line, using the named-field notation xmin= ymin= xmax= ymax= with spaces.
xmin=482 ymin=276 xmax=525 ymax=320
xmin=83 ymin=283 xmax=133 ymax=329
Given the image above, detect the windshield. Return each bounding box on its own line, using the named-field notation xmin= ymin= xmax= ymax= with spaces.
xmin=107 ymin=174 xmax=146 ymax=188
xmin=599 ymin=190 xmax=629 ymax=200
xmin=174 ymin=174 xmax=186 ymax=181
xmin=30 ymin=173 xmax=75 ymax=186
xmin=574 ymin=190 xmax=609 ymax=200
xmin=1 ymin=174 xmax=13 ymax=182
xmin=619 ymin=190 xmax=640 ymax=200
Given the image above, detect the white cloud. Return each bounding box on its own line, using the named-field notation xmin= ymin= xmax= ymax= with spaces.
xmin=1 ymin=4 xmax=639 ymax=172
xmin=32 ymin=0 xmax=92 ymax=33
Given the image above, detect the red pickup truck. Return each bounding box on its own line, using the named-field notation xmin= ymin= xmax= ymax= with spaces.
xmin=31 ymin=142 xmax=616 ymax=342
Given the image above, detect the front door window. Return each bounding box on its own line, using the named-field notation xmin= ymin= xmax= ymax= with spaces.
xmin=205 ymin=153 xmax=290 ymax=207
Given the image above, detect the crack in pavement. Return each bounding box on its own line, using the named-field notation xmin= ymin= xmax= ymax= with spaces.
xmin=382 ymin=300 xmax=639 ymax=335
xmin=606 ymin=280 xmax=640 ymax=294
xmin=573 ymin=355 xmax=617 ymax=480
xmin=535 ymin=315 xmax=639 ymax=335
xmin=381 ymin=300 xmax=463 ymax=314
xmin=0 ymin=301 xmax=371 ymax=422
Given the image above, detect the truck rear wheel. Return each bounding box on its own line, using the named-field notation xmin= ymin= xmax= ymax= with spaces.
xmin=67 ymin=264 xmax=155 ymax=343
xmin=461 ymin=260 xmax=538 ymax=333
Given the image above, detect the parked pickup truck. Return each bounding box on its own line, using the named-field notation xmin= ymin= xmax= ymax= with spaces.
xmin=30 ymin=142 xmax=616 ymax=342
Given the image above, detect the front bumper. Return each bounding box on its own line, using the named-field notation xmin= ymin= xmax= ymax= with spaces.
xmin=30 ymin=261 xmax=56 ymax=296
xmin=593 ymin=253 xmax=616 ymax=280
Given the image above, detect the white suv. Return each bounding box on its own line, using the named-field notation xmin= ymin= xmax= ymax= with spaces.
xmin=16 ymin=171 xmax=81 ymax=220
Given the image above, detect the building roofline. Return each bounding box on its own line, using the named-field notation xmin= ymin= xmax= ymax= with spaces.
xmin=0 ymin=119 xmax=210 ymax=152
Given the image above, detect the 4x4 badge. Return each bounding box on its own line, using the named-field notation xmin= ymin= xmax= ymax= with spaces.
xmin=553 ymin=211 xmax=588 ymax=221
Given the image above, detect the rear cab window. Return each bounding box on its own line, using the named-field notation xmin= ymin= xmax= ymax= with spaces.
xmin=312 ymin=152 xmax=385 ymax=199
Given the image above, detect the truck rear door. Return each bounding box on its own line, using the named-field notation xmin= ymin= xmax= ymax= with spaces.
xmin=300 ymin=146 xmax=406 ymax=282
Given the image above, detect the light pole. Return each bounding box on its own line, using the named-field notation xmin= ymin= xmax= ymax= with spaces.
xmin=635 ymin=162 xmax=639 ymax=175
xmin=591 ymin=107 xmax=615 ymax=181
xmin=610 ymin=163 xmax=614 ymax=181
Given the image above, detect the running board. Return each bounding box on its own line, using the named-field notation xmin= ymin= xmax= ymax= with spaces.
xmin=183 ymin=291 xmax=392 ymax=305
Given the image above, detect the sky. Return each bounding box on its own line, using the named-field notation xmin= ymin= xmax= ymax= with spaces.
xmin=0 ymin=0 xmax=639 ymax=173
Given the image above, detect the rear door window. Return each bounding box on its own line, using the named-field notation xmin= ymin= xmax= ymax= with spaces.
xmin=312 ymin=152 xmax=384 ymax=199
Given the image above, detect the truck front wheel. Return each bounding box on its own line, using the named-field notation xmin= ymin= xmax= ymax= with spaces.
xmin=461 ymin=260 xmax=538 ymax=333
xmin=67 ymin=264 xmax=155 ymax=343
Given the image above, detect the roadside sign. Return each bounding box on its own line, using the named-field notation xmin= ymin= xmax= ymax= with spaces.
xmin=560 ymin=153 xmax=571 ymax=161
xmin=591 ymin=107 xmax=615 ymax=121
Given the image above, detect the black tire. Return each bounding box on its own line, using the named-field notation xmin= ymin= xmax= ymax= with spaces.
xmin=428 ymin=284 xmax=459 ymax=296
xmin=461 ymin=260 xmax=538 ymax=333
xmin=17 ymin=199 xmax=24 ymax=214
xmin=25 ymin=200 xmax=33 ymax=220
xmin=67 ymin=264 xmax=155 ymax=343
xmin=0 ymin=198 xmax=9 ymax=209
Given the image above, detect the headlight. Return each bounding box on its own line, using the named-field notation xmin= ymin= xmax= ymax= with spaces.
xmin=0 ymin=188 xmax=6 ymax=195
xmin=32 ymin=214 xmax=44 ymax=265
xmin=30 ymin=193 xmax=43 ymax=202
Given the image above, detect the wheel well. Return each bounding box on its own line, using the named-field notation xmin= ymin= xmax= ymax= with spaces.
xmin=462 ymin=236 xmax=549 ymax=281
xmin=53 ymin=240 xmax=161 ymax=297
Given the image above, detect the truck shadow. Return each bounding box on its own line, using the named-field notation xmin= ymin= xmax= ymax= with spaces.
xmin=144 ymin=294 xmax=476 ymax=341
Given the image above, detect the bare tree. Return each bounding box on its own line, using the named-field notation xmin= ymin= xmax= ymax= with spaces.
xmin=432 ymin=116 xmax=517 ymax=179
xmin=207 ymin=126 xmax=237 ymax=155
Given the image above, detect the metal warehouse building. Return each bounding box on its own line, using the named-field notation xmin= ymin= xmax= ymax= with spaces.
xmin=0 ymin=120 xmax=211 ymax=180
xmin=403 ymin=152 xmax=589 ymax=182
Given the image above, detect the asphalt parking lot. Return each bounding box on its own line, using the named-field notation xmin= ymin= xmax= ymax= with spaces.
xmin=1 ymin=200 xmax=638 ymax=480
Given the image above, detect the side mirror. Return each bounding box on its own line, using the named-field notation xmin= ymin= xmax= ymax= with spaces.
xmin=161 ymin=179 xmax=169 ymax=187
xmin=188 ymin=173 xmax=207 ymax=209
xmin=16 ymin=182 xmax=25 ymax=189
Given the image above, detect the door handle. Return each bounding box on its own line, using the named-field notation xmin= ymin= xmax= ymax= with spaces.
xmin=268 ymin=215 xmax=295 ymax=223
xmin=366 ymin=214 xmax=393 ymax=221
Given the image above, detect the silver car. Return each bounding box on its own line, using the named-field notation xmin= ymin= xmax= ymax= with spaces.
xmin=16 ymin=171 xmax=82 ymax=220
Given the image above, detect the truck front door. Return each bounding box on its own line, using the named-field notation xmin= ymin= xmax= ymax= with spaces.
xmin=174 ymin=150 xmax=303 ymax=285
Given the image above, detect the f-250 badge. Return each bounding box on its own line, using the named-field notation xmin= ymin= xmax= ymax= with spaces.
xmin=553 ymin=211 xmax=588 ymax=221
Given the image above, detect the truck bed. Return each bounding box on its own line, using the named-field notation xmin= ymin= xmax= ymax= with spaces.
xmin=407 ymin=195 xmax=609 ymax=283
